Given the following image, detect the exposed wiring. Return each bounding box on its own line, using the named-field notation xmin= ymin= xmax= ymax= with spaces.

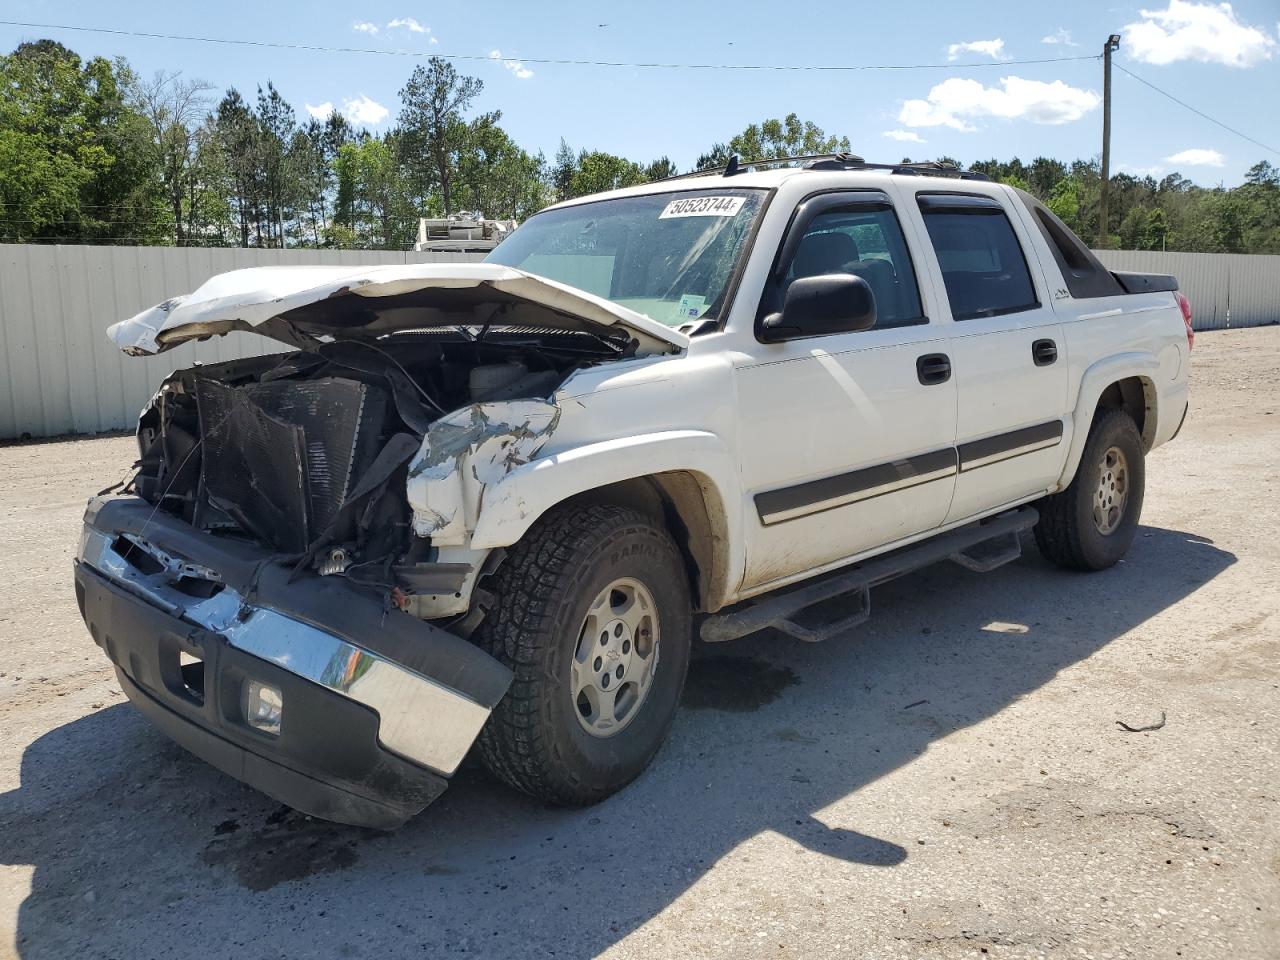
xmin=323 ymin=339 xmax=447 ymax=413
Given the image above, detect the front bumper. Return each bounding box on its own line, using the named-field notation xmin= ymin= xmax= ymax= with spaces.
xmin=74 ymin=496 xmax=512 ymax=829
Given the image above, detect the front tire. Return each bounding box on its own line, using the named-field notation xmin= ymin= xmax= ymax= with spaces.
xmin=1034 ymin=408 xmax=1145 ymax=571
xmin=473 ymin=503 xmax=692 ymax=805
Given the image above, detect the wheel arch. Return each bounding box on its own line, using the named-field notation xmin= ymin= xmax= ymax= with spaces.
xmin=470 ymin=431 xmax=744 ymax=612
xmin=1057 ymin=352 xmax=1160 ymax=490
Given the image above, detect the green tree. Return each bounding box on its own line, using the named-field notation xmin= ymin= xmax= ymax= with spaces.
xmin=398 ymin=57 xmax=487 ymax=215
xmin=330 ymin=137 xmax=416 ymax=249
xmin=1117 ymin=206 xmax=1149 ymax=250
xmin=0 ymin=41 xmax=164 ymax=244
xmin=213 ymin=88 xmax=263 ymax=246
xmin=1143 ymin=207 xmax=1168 ymax=250
xmin=457 ymin=121 xmax=548 ymax=219
xmin=1047 ymin=177 xmax=1083 ymax=232
xmin=255 ymin=82 xmax=298 ymax=248
xmin=1027 ymin=157 xmax=1067 ymax=199
xmin=551 ymin=138 xmax=577 ymax=202
xmin=125 ymin=69 xmax=214 ymax=244
xmin=697 ymin=113 xmax=849 ymax=170
xmin=569 ymin=150 xmax=644 ymax=197
xmin=644 ymin=156 xmax=678 ymax=181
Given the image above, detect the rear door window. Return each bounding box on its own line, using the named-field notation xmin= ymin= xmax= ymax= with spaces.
xmin=917 ymin=194 xmax=1038 ymax=320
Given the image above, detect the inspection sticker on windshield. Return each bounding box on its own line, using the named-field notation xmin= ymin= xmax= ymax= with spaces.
xmin=678 ymin=294 xmax=708 ymax=319
xmin=659 ymin=196 xmax=745 ymax=219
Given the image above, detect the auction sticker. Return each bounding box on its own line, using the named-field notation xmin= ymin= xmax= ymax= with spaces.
xmin=659 ymin=195 xmax=745 ymax=219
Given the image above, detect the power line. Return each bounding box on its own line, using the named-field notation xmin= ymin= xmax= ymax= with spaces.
xmin=0 ymin=19 xmax=1100 ymax=72
xmin=1114 ymin=63 xmax=1279 ymax=159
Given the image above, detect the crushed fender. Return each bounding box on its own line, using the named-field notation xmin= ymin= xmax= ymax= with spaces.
xmin=406 ymin=400 xmax=561 ymax=544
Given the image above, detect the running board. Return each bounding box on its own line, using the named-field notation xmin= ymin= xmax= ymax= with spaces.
xmin=700 ymin=508 xmax=1039 ymax=644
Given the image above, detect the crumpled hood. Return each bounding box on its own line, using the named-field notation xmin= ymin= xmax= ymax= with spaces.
xmin=108 ymin=262 xmax=688 ymax=356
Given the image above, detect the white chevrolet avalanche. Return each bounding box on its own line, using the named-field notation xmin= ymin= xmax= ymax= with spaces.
xmin=75 ymin=157 xmax=1193 ymax=828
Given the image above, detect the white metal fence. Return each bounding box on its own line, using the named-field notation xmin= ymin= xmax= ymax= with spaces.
xmin=1 ymin=243 xmax=1277 ymax=439
xmin=1093 ymin=250 xmax=1280 ymax=331
xmin=0 ymin=245 xmax=483 ymax=440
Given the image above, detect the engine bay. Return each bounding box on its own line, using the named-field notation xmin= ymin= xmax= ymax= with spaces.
xmin=131 ymin=330 xmax=615 ymax=599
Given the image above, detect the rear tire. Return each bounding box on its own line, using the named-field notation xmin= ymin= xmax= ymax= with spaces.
xmin=1034 ymin=408 xmax=1145 ymax=571
xmin=473 ymin=503 xmax=692 ymax=805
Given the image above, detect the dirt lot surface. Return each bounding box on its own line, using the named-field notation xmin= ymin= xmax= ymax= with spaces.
xmin=2 ymin=328 xmax=1278 ymax=960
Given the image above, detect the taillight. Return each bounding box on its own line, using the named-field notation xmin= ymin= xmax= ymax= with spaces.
xmin=1175 ymin=292 xmax=1194 ymax=351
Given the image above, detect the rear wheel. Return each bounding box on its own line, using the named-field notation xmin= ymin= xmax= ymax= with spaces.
xmin=473 ymin=503 xmax=692 ymax=805
xmin=1034 ymin=408 xmax=1145 ymax=571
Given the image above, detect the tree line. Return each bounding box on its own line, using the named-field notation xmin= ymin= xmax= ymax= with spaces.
xmin=3 ymin=38 xmax=1278 ymax=254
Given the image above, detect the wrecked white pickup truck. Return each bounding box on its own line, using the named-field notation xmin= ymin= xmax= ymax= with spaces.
xmin=75 ymin=157 xmax=1192 ymax=828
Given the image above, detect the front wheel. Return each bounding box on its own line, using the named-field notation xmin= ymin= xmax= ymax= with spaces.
xmin=1034 ymin=408 xmax=1146 ymax=571
xmin=473 ymin=503 xmax=692 ymax=805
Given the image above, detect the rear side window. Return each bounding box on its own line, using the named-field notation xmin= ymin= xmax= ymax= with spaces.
xmin=784 ymin=205 xmax=925 ymax=328
xmin=1015 ymin=189 xmax=1123 ymax=299
xmin=918 ymin=194 xmax=1038 ymax=320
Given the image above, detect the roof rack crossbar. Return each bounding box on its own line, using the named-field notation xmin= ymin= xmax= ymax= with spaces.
xmin=654 ymin=153 xmax=856 ymax=183
xmin=807 ymin=157 xmax=991 ymax=181
xmin=653 ymin=153 xmax=990 ymax=184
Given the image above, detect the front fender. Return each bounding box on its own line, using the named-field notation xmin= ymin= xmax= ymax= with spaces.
xmin=1056 ymin=352 xmax=1159 ymax=490
xmin=470 ymin=430 xmax=745 ymax=599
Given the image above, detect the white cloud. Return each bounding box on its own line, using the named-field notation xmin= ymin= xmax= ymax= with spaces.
xmin=1041 ymin=28 xmax=1078 ymax=46
xmin=947 ymin=39 xmax=1009 ymax=61
xmin=1123 ymin=1 xmax=1276 ymax=68
xmin=304 ymin=102 xmax=334 ymax=120
xmin=352 ymin=21 xmax=379 ymax=35
xmin=1164 ymin=147 xmax=1226 ymax=166
xmin=1118 ymin=162 xmax=1168 ymax=177
xmin=899 ymin=76 xmax=1101 ymax=131
xmin=387 ymin=17 xmax=427 ymax=33
xmin=882 ymin=129 xmax=926 ymax=143
xmin=489 ymin=49 xmax=534 ymax=80
xmin=342 ymin=94 xmax=390 ymax=127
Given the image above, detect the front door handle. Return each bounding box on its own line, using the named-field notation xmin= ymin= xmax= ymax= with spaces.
xmin=916 ymin=353 xmax=951 ymax=385
xmin=1032 ymin=338 xmax=1058 ymax=366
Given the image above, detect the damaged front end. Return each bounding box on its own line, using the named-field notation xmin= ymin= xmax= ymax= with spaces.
xmin=75 ymin=263 xmax=682 ymax=826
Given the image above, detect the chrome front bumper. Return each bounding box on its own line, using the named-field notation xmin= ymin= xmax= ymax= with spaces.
xmin=75 ymin=496 xmax=512 ymax=826
xmin=79 ymin=526 xmax=488 ymax=775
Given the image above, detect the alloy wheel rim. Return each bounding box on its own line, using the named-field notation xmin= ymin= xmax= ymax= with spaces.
xmin=1092 ymin=445 xmax=1129 ymax=535
xmin=571 ymin=577 xmax=660 ymax=738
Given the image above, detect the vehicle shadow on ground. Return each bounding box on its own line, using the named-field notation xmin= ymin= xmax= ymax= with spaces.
xmin=2 ymin=526 xmax=1233 ymax=959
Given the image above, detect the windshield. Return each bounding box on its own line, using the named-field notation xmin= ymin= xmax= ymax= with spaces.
xmin=486 ymin=188 xmax=767 ymax=328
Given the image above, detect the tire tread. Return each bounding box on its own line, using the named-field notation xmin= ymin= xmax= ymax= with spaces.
xmin=473 ymin=503 xmax=683 ymax=804
xmin=1034 ymin=408 xmax=1143 ymax=571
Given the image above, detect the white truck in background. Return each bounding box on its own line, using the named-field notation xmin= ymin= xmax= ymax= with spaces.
xmin=75 ymin=156 xmax=1193 ymax=828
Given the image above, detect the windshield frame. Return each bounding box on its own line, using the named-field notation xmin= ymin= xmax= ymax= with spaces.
xmin=487 ymin=186 xmax=776 ymax=333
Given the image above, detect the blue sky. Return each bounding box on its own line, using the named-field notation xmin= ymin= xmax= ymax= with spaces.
xmin=2 ymin=0 xmax=1277 ymax=185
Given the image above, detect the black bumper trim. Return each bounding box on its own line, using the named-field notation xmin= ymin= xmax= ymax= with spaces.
xmin=76 ymin=562 xmax=447 ymax=829
xmin=118 ymin=669 xmax=441 ymax=830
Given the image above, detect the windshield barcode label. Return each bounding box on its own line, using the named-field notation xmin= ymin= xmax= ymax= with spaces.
xmin=659 ymin=196 xmax=745 ymax=219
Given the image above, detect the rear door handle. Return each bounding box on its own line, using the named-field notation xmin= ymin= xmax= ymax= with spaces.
xmin=916 ymin=353 xmax=951 ymax=385
xmin=1032 ymin=338 xmax=1058 ymax=366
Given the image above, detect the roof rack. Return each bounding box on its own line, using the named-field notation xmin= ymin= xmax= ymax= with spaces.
xmin=656 ymin=152 xmax=990 ymax=183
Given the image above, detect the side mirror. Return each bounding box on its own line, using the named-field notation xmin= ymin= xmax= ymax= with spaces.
xmin=761 ymin=274 xmax=877 ymax=342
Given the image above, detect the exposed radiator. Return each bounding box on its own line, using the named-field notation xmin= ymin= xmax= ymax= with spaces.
xmin=195 ymin=377 xmax=386 ymax=553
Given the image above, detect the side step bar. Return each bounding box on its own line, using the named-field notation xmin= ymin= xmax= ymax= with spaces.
xmin=700 ymin=508 xmax=1039 ymax=644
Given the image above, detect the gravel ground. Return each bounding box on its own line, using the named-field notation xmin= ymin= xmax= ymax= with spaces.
xmin=1 ymin=327 xmax=1277 ymax=960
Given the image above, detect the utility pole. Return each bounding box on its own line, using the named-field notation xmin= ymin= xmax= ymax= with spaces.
xmin=1098 ymin=33 xmax=1121 ymax=248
